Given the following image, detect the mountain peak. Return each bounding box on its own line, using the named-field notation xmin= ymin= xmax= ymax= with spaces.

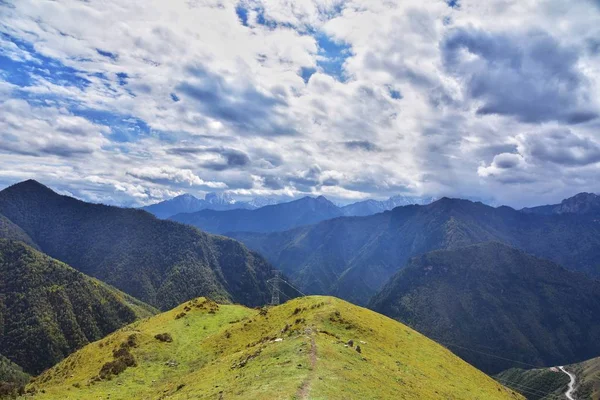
xmin=3 ymin=179 xmax=57 ymax=197
xmin=174 ymin=193 xmax=198 ymax=200
xmin=205 ymin=191 xmax=235 ymax=205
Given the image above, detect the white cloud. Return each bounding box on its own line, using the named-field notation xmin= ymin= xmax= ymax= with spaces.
xmin=0 ymin=0 xmax=600 ymax=207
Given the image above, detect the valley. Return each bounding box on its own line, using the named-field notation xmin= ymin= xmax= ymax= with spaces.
xmin=1 ymin=180 xmax=599 ymax=399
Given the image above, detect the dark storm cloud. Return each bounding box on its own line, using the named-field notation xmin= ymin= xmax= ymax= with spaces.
xmin=523 ymin=129 xmax=600 ymax=166
xmin=343 ymin=140 xmax=381 ymax=152
xmin=203 ymin=148 xmax=251 ymax=171
xmin=492 ymin=153 xmax=521 ymax=169
xmin=442 ymin=27 xmax=598 ymax=124
xmin=176 ymin=65 xmax=295 ymax=136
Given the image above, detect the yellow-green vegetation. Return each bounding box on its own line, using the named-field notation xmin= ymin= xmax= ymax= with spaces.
xmin=573 ymin=356 xmax=600 ymax=400
xmin=23 ymin=296 xmax=523 ymax=400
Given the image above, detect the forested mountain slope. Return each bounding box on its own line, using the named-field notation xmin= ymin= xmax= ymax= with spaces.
xmin=0 ymin=239 xmax=155 ymax=374
xmin=369 ymin=242 xmax=600 ymax=374
xmin=497 ymin=355 xmax=600 ymax=399
xmin=0 ymin=180 xmax=280 ymax=310
xmin=232 ymin=197 xmax=600 ymax=304
xmin=0 ymin=214 xmax=37 ymax=249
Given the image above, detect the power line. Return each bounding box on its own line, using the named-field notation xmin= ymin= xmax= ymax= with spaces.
xmin=495 ymin=378 xmax=563 ymax=399
xmin=426 ymin=337 xmax=569 ymax=399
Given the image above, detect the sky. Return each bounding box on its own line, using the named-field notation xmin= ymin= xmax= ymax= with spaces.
xmin=0 ymin=0 xmax=599 ymax=208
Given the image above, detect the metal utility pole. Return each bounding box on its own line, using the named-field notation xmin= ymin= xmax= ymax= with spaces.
xmin=267 ymin=270 xmax=282 ymax=305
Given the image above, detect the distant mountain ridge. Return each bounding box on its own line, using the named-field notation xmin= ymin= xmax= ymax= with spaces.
xmin=144 ymin=192 xmax=434 ymax=220
xmin=340 ymin=195 xmax=435 ymax=217
xmin=521 ymin=192 xmax=600 ymax=216
xmin=231 ymin=196 xmax=600 ymax=305
xmin=141 ymin=192 xmax=278 ymax=219
xmin=0 ymin=180 xmax=282 ymax=310
xmin=170 ymin=195 xmax=344 ymax=234
xmin=369 ymin=242 xmax=600 ymax=374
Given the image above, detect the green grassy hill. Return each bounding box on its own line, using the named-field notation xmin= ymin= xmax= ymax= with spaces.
xmin=0 ymin=180 xmax=283 ymax=310
xmin=369 ymin=242 xmax=600 ymax=373
xmin=0 ymin=239 xmax=156 ymax=375
xmin=23 ymin=296 xmax=522 ymax=400
xmin=496 ymin=356 xmax=600 ymax=399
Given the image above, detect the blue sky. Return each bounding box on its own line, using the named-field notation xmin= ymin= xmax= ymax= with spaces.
xmin=1 ymin=0 xmax=600 ymax=207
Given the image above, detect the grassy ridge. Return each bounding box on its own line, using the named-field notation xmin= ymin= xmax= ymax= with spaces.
xmin=25 ymin=296 xmax=522 ymax=399
xmin=0 ymin=240 xmax=156 ymax=374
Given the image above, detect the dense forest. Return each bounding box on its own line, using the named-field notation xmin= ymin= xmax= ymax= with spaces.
xmin=369 ymin=242 xmax=600 ymax=373
xmin=0 ymin=239 xmax=155 ymax=374
xmin=0 ymin=180 xmax=282 ymax=310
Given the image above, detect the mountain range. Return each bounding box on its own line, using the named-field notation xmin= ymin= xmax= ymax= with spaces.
xmin=2 ymin=178 xmax=600 ymax=396
xmin=0 ymin=180 xmax=283 ymax=311
xmin=144 ymin=192 xmax=434 ymax=220
xmin=339 ymin=195 xmax=435 ymax=217
xmin=141 ymin=192 xmax=279 ymax=219
xmin=23 ymin=296 xmax=522 ymax=400
xmin=369 ymin=242 xmax=600 ymax=374
xmin=170 ymin=195 xmax=344 ymax=234
xmin=231 ymin=195 xmax=600 ymax=305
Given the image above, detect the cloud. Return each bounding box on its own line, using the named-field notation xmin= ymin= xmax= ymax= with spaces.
xmin=1 ymin=0 xmax=600 ymax=208
xmin=343 ymin=140 xmax=381 ymax=152
xmin=517 ymin=128 xmax=600 ymax=166
xmin=442 ymin=27 xmax=598 ymax=124
xmin=127 ymin=166 xmax=227 ymax=188
xmin=168 ymin=146 xmax=251 ymax=171
xmin=176 ymin=65 xmax=295 ymax=136
xmin=0 ymin=99 xmax=109 ymax=157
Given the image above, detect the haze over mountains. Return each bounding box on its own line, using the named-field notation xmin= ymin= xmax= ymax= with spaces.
xmin=141 ymin=192 xmax=279 ymax=219
xmin=144 ymin=192 xmax=434 ymax=221
xmin=521 ymin=192 xmax=600 ymax=216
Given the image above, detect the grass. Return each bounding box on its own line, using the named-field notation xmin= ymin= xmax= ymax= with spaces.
xmin=22 ymin=296 xmax=524 ymax=400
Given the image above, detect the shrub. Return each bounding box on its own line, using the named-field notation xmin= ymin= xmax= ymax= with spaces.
xmin=154 ymin=333 xmax=173 ymax=343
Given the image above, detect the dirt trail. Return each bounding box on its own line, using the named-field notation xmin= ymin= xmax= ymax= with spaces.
xmin=296 ymin=328 xmax=317 ymax=400
xmin=559 ymin=366 xmax=576 ymax=400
